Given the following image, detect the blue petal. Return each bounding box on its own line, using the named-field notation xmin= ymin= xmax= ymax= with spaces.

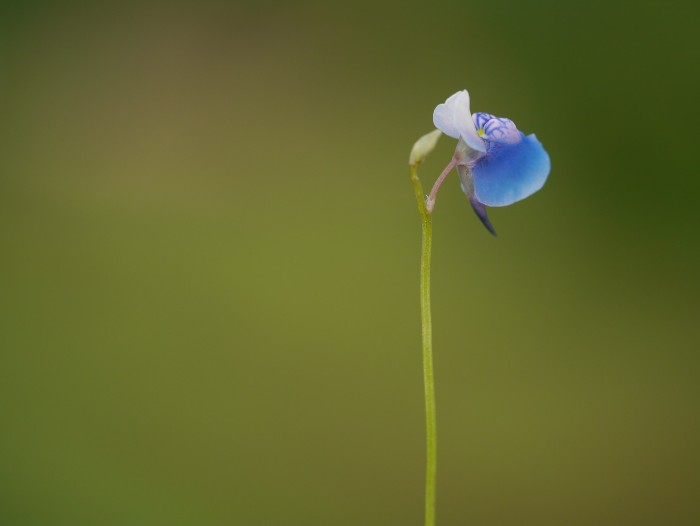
xmin=472 ymin=133 xmax=550 ymax=207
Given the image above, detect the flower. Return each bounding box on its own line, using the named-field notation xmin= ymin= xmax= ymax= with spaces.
xmin=432 ymin=89 xmax=550 ymax=235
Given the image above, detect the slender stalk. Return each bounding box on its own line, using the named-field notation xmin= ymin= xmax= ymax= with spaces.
xmin=426 ymin=157 xmax=457 ymax=213
xmin=420 ymin=214 xmax=437 ymax=526
xmin=409 ymin=164 xmax=437 ymax=526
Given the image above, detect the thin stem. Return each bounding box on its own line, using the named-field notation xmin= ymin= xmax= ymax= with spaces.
xmin=426 ymin=157 xmax=458 ymax=213
xmin=409 ymin=164 xmax=438 ymax=526
xmin=420 ymin=213 xmax=437 ymax=526
xmin=410 ymin=164 xmax=428 ymax=217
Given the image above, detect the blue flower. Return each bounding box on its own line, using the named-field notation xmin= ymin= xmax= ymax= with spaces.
xmin=432 ymin=90 xmax=550 ymax=235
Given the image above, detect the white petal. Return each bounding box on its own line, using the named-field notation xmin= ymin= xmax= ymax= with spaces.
xmin=432 ymin=90 xmax=486 ymax=153
xmin=432 ymin=91 xmax=465 ymax=139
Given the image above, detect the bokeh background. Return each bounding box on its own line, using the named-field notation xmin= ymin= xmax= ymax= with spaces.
xmin=1 ymin=1 xmax=698 ymax=525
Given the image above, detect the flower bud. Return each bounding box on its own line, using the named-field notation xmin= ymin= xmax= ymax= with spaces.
xmin=409 ymin=129 xmax=442 ymax=167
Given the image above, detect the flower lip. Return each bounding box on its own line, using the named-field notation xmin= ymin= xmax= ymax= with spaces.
xmin=471 ymin=132 xmax=550 ymax=207
xmin=432 ymin=90 xmax=487 ymax=153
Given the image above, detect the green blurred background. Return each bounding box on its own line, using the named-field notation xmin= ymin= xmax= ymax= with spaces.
xmin=1 ymin=1 xmax=698 ymax=524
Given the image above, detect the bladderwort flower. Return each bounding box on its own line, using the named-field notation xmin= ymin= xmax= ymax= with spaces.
xmin=407 ymin=89 xmax=551 ymax=526
xmin=428 ymin=89 xmax=550 ymax=235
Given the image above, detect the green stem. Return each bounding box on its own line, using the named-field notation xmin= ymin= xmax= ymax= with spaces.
xmin=410 ymin=165 xmax=437 ymax=526
xmin=420 ymin=214 xmax=436 ymax=526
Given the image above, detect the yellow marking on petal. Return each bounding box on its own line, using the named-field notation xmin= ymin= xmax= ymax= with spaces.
xmin=477 ymin=129 xmax=486 ymax=137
